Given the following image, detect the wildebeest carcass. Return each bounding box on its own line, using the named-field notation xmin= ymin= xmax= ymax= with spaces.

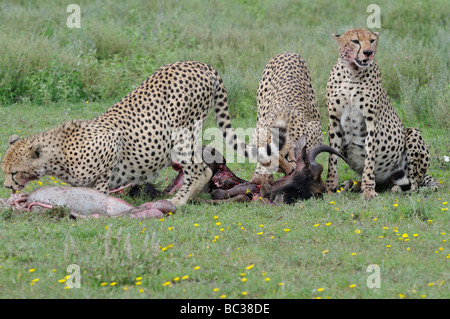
xmin=163 ymin=141 xmax=346 ymax=204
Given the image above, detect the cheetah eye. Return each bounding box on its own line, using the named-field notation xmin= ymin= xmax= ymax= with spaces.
xmin=352 ymin=40 xmax=360 ymax=45
xmin=370 ymin=39 xmax=375 ymax=44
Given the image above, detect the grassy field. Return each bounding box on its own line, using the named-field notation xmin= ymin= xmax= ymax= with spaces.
xmin=0 ymin=0 xmax=449 ymax=299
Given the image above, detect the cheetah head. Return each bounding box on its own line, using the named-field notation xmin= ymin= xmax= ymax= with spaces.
xmin=1 ymin=135 xmax=45 ymax=192
xmin=332 ymin=29 xmax=379 ymax=69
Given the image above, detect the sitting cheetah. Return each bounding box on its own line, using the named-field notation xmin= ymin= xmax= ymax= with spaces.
xmin=325 ymin=29 xmax=439 ymax=199
xmin=2 ymin=61 xmax=286 ymax=207
xmin=251 ymin=52 xmax=323 ymax=185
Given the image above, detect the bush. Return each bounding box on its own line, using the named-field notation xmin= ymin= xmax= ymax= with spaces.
xmin=0 ymin=0 xmax=448 ymax=128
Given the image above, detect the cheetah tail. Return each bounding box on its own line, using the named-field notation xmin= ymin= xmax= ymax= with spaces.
xmin=254 ymin=120 xmax=288 ymax=164
xmin=391 ymin=165 xmax=412 ymax=191
xmin=212 ymin=75 xmax=287 ymax=162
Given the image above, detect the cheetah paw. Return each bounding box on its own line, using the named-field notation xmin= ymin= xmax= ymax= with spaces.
xmin=362 ymin=189 xmax=378 ymax=200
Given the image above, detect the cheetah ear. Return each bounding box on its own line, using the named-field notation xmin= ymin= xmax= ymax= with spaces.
xmin=331 ymin=33 xmax=341 ymax=44
xmin=373 ymin=31 xmax=379 ymax=37
xmin=8 ymin=134 xmax=20 ymax=146
xmin=30 ymin=143 xmax=42 ymax=159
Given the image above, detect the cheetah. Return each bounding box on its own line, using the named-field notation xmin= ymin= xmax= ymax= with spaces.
xmin=2 ymin=61 xmax=286 ymax=207
xmin=250 ymin=52 xmax=323 ymax=185
xmin=325 ymin=29 xmax=439 ymax=199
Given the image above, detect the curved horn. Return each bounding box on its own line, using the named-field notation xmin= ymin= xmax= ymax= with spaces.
xmin=308 ymin=144 xmax=347 ymax=167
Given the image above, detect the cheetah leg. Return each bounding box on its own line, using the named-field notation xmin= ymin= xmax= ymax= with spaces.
xmin=361 ymin=121 xmax=378 ymax=200
xmin=168 ymin=123 xmax=212 ymax=206
xmin=420 ymin=175 xmax=441 ymax=190
xmin=278 ymin=137 xmax=296 ymax=175
xmin=278 ymin=155 xmax=294 ymax=176
xmin=169 ymin=163 xmax=212 ymax=206
xmin=91 ymin=131 xmax=124 ymax=194
xmin=94 ymin=173 xmax=113 ymax=194
xmin=305 ymin=121 xmax=324 ymax=151
xmin=325 ymin=117 xmax=343 ymax=193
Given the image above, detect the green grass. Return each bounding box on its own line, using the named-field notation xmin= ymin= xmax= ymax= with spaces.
xmin=0 ymin=104 xmax=448 ymax=299
xmin=0 ymin=179 xmax=449 ymax=299
xmin=0 ymin=0 xmax=449 ymax=299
